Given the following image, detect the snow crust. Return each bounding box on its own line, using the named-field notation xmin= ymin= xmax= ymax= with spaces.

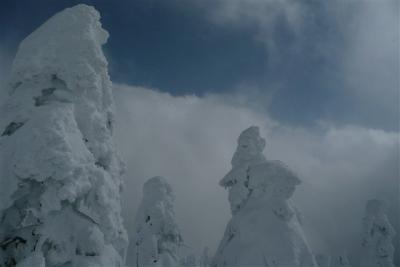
xmin=132 ymin=176 xmax=183 ymax=267
xmin=361 ymin=199 xmax=396 ymax=267
xmin=213 ymin=126 xmax=317 ymax=267
xmin=0 ymin=4 xmax=127 ymax=266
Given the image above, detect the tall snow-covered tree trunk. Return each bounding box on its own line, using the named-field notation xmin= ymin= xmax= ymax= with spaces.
xmin=212 ymin=126 xmax=317 ymax=267
xmin=0 ymin=4 xmax=128 ymax=266
xmin=361 ymin=199 xmax=396 ymax=267
xmin=132 ymin=176 xmax=183 ymax=267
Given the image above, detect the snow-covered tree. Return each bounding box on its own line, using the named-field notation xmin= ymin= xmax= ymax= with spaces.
xmin=132 ymin=176 xmax=183 ymax=267
xmin=180 ymin=254 xmax=197 ymax=267
xmin=360 ymin=199 xmax=396 ymax=267
xmin=0 ymin=4 xmax=128 ymax=266
xmin=315 ymin=253 xmax=331 ymax=267
xmin=212 ymin=126 xmax=317 ymax=267
xmin=331 ymin=254 xmax=351 ymax=267
xmin=199 ymin=246 xmax=210 ymax=267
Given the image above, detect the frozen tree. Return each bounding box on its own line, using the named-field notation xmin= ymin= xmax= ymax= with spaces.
xmin=331 ymin=254 xmax=351 ymax=267
xmin=360 ymin=199 xmax=396 ymax=267
xmin=180 ymin=254 xmax=197 ymax=267
xmin=199 ymin=247 xmax=210 ymax=267
xmin=212 ymin=126 xmax=317 ymax=267
xmin=315 ymin=253 xmax=331 ymax=267
xmin=132 ymin=176 xmax=183 ymax=267
xmin=0 ymin=4 xmax=128 ymax=267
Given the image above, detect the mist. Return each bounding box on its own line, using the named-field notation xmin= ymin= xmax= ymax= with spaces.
xmin=113 ymin=84 xmax=399 ymax=266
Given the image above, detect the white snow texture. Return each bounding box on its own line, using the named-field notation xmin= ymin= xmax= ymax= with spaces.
xmin=132 ymin=176 xmax=183 ymax=267
xmin=361 ymin=199 xmax=396 ymax=267
xmin=212 ymin=126 xmax=317 ymax=267
xmin=0 ymin=4 xmax=128 ymax=267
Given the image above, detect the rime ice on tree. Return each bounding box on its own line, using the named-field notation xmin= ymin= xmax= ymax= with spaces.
xmin=0 ymin=4 xmax=128 ymax=266
xmin=199 ymin=247 xmax=210 ymax=267
xmin=212 ymin=126 xmax=317 ymax=267
xmin=315 ymin=254 xmax=331 ymax=267
xmin=361 ymin=199 xmax=396 ymax=267
xmin=132 ymin=176 xmax=183 ymax=267
xmin=331 ymin=254 xmax=351 ymax=267
xmin=180 ymin=254 xmax=197 ymax=267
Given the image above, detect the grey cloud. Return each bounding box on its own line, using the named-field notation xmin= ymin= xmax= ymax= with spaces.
xmin=338 ymin=0 xmax=399 ymax=128
xmin=112 ymin=84 xmax=399 ymax=266
xmin=192 ymin=0 xmax=399 ymax=130
xmin=204 ymin=0 xmax=306 ymax=57
xmin=113 ymin=84 xmax=269 ymax=265
xmin=0 ymin=45 xmax=13 ymax=105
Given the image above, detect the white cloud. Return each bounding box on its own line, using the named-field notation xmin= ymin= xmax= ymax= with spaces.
xmin=113 ymin=84 xmax=399 ymax=266
xmin=194 ymin=0 xmax=399 ymax=130
xmin=113 ymin=85 xmax=269 ymax=263
xmin=202 ymin=0 xmax=307 ymax=60
xmin=340 ymin=0 xmax=399 ymax=119
xmin=0 ymin=44 xmax=13 ymax=105
xmin=267 ymin=124 xmax=399 ymax=259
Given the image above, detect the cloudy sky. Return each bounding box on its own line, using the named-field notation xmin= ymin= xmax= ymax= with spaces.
xmin=1 ymin=0 xmax=399 ymax=131
xmin=0 ymin=0 xmax=399 ymax=266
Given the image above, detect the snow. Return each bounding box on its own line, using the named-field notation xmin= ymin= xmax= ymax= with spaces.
xmin=331 ymin=254 xmax=352 ymax=267
xmin=361 ymin=199 xmax=396 ymax=267
xmin=132 ymin=176 xmax=183 ymax=267
xmin=199 ymin=247 xmax=211 ymax=267
xmin=315 ymin=254 xmax=331 ymax=267
xmin=0 ymin=4 xmax=127 ymax=266
xmin=213 ymin=126 xmax=317 ymax=267
xmin=15 ymin=252 xmax=45 ymax=267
